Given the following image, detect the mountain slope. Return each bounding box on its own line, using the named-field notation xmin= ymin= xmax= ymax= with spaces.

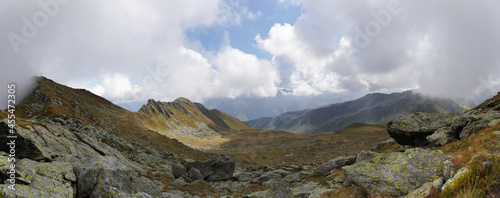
xmin=247 ymin=91 xmax=466 ymax=134
xmin=16 ymin=77 xmax=250 ymax=148
xmin=137 ymin=97 xmax=250 ymax=138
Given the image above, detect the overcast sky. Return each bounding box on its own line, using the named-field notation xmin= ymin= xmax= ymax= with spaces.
xmin=1 ymin=0 xmax=500 ymax=109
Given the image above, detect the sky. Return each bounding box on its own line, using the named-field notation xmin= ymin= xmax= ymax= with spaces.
xmin=1 ymin=0 xmax=500 ymax=110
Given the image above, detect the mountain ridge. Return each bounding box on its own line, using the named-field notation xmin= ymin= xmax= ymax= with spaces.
xmin=247 ymin=90 xmax=467 ymax=134
xmin=16 ymin=77 xmax=250 ymax=148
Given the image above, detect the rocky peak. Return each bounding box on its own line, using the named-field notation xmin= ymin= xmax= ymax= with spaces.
xmin=174 ymin=97 xmax=193 ymax=104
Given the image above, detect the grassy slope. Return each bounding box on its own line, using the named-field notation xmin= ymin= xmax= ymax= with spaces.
xmin=438 ymin=125 xmax=500 ymax=197
xmin=211 ymin=123 xmax=389 ymax=167
xmin=15 ymin=77 xmax=221 ymax=160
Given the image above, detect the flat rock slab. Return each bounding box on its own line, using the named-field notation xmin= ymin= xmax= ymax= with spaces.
xmin=343 ymin=148 xmax=451 ymax=196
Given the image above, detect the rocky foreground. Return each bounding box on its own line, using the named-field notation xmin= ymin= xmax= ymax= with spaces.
xmin=0 ymin=78 xmax=499 ymax=197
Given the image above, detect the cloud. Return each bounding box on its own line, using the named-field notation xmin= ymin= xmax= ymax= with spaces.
xmin=2 ymin=0 xmax=500 ymax=110
xmin=257 ymin=0 xmax=500 ymax=98
xmin=215 ymin=47 xmax=280 ymax=98
xmin=0 ymin=0 xmax=280 ymax=108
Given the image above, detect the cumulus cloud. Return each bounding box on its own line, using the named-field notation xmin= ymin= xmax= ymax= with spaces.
xmin=2 ymin=0 xmax=500 ymax=110
xmin=215 ymin=47 xmax=280 ymax=98
xmin=257 ymin=0 xmax=500 ymax=98
xmin=0 ymin=0 xmax=279 ymax=109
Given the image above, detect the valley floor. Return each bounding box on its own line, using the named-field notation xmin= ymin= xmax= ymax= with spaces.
xmin=209 ymin=123 xmax=389 ymax=167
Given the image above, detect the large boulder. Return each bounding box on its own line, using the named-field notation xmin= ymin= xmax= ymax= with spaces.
xmin=75 ymin=156 xmax=162 ymax=198
xmin=387 ymin=113 xmax=456 ymax=146
xmin=342 ymin=148 xmax=451 ymax=196
xmin=426 ymin=127 xmax=456 ymax=146
xmin=171 ymin=163 xmax=187 ymax=179
xmin=182 ymin=158 xmax=236 ymax=181
xmin=314 ymin=155 xmax=357 ymax=175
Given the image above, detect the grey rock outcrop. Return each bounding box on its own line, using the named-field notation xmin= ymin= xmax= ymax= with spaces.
xmin=387 ymin=113 xmax=456 ymax=146
xmin=314 ymin=155 xmax=357 ymax=175
xmin=426 ymin=127 xmax=456 ymax=146
xmin=75 ymin=156 xmax=162 ymax=198
xmin=181 ymin=158 xmax=236 ymax=181
xmin=0 ymin=157 xmax=76 ymax=198
xmin=172 ymin=163 xmax=187 ymax=179
xmin=188 ymin=167 xmax=204 ymax=181
xmin=342 ymin=148 xmax=451 ymax=196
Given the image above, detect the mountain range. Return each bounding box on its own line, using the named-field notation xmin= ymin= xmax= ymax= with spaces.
xmin=202 ymin=91 xmax=366 ymax=121
xmin=247 ymin=91 xmax=467 ymax=134
xmin=1 ymin=77 xmax=499 ymax=197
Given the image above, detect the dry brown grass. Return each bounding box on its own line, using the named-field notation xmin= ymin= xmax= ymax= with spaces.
xmin=439 ymin=124 xmax=500 ymax=198
xmin=211 ymin=123 xmax=389 ymax=167
xmin=320 ymin=186 xmax=368 ymax=198
xmin=171 ymin=181 xmax=218 ymax=197
xmin=440 ymin=125 xmax=500 ymax=169
xmin=231 ymin=184 xmax=268 ymax=198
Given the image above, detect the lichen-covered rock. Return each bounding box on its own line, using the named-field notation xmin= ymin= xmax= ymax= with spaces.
xmin=355 ymin=150 xmax=381 ymax=163
xmin=0 ymin=121 xmax=52 ymax=161
xmin=441 ymin=167 xmax=470 ymax=191
xmin=459 ymin=118 xmax=490 ymax=139
xmin=211 ymin=180 xmax=250 ymax=194
xmin=342 ymin=148 xmax=451 ymax=196
xmin=171 ymin=163 xmax=187 ymax=179
xmin=387 ymin=113 xmax=456 ymax=146
xmin=376 ymin=138 xmax=397 ymax=150
xmin=283 ymin=173 xmax=302 ymax=183
xmin=442 ymin=160 xmax=456 ymax=180
xmin=0 ymin=158 xmax=76 ymax=198
xmin=427 ymin=127 xmax=456 ymax=146
xmin=488 ymin=119 xmax=500 ymax=127
xmin=233 ymin=171 xmax=261 ymax=182
xmin=314 ymin=155 xmax=357 ymax=175
xmin=75 ymin=156 xmax=162 ymax=198
xmin=181 ymin=158 xmax=236 ymax=181
xmin=187 ymin=167 xmax=204 ymax=181
xmin=269 ymin=169 xmax=291 ymax=177
xmin=404 ymin=177 xmax=444 ymax=198
xmin=292 ymin=182 xmax=332 ymax=198
xmin=251 ymin=172 xmax=282 ymax=185
xmin=171 ymin=177 xmax=187 ymax=187
xmin=455 ymin=110 xmax=500 ymax=139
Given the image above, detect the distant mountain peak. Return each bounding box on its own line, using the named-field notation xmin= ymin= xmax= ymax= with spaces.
xmin=173 ymin=97 xmax=192 ymax=104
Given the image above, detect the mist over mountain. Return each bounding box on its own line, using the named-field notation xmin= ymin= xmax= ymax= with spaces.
xmin=247 ymin=91 xmax=467 ymax=134
xmin=203 ymin=91 xmax=366 ymax=121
